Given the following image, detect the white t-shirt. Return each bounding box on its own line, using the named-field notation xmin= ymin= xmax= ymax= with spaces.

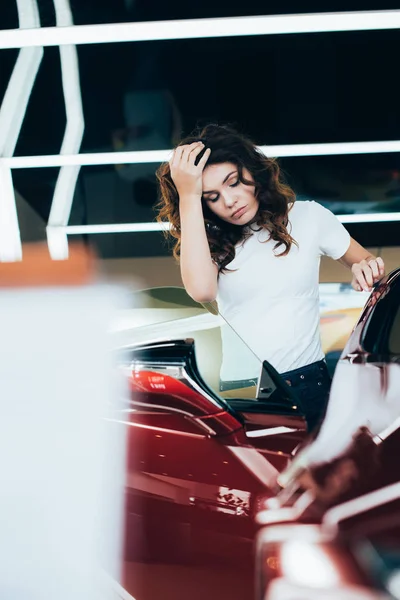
xmin=216 ymin=201 xmax=351 ymax=380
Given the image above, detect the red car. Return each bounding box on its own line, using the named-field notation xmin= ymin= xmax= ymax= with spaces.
xmin=113 ymin=286 xmax=308 ymax=600
xmin=255 ymin=267 xmax=400 ymax=599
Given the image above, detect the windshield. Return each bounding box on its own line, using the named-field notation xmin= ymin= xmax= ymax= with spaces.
xmin=110 ymin=285 xmax=262 ymax=400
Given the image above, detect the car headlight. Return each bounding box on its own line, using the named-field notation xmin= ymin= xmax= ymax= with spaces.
xmin=256 ymin=524 xmax=386 ymax=600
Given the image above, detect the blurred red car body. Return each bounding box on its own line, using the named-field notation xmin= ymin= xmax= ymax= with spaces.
xmin=113 ymin=267 xmax=400 ymax=600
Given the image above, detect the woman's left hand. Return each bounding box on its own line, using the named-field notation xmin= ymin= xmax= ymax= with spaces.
xmin=351 ymin=256 xmax=385 ymax=292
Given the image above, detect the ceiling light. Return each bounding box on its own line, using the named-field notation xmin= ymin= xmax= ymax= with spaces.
xmin=4 ymin=139 xmax=400 ymax=171
xmin=0 ymin=11 xmax=399 ymax=48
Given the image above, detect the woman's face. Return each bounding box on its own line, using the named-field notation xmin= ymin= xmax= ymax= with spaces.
xmin=201 ymin=162 xmax=259 ymax=225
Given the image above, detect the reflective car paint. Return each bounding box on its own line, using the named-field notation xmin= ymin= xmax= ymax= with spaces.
xmin=115 ymin=335 xmax=308 ymax=600
xmin=255 ymin=268 xmax=400 ymax=600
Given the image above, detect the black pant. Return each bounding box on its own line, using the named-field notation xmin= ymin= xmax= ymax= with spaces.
xmin=280 ymin=359 xmax=332 ymax=433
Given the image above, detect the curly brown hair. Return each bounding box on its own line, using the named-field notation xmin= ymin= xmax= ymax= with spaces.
xmin=155 ymin=123 xmax=297 ymax=272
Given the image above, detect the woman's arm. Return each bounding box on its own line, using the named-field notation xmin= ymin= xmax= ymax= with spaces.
xmin=337 ymin=237 xmax=385 ymax=292
xmin=179 ymin=198 xmax=219 ymax=302
xmin=170 ymin=142 xmax=219 ymax=303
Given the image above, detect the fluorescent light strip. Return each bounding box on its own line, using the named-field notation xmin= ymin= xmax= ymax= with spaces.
xmin=47 ymin=0 xmax=85 ymax=260
xmin=0 ymin=10 xmax=400 ymax=48
xmin=0 ymin=0 xmax=42 ymax=156
xmin=4 ymin=139 xmax=400 ymax=170
xmin=64 ymin=222 xmax=169 ymax=234
xmin=0 ymin=47 xmax=43 ymax=157
xmin=58 ymin=210 xmax=400 ymax=235
xmin=259 ymin=140 xmax=400 ymax=157
xmin=0 ymin=0 xmax=41 ymax=262
xmin=338 ymin=212 xmax=400 ymax=223
xmin=2 ymin=150 xmax=169 ymax=168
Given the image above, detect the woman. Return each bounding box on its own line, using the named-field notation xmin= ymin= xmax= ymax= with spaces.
xmin=156 ymin=124 xmax=385 ymax=432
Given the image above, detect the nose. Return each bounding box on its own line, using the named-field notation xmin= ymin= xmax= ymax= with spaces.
xmin=221 ymin=189 xmax=236 ymax=208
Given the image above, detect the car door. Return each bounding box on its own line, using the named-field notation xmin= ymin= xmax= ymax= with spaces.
xmin=296 ymin=268 xmax=400 ymax=468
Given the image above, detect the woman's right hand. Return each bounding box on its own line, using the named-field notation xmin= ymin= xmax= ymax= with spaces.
xmin=169 ymin=142 xmax=211 ymax=200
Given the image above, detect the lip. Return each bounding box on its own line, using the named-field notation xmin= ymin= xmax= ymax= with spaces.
xmin=232 ymin=206 xmax=247 ymax=219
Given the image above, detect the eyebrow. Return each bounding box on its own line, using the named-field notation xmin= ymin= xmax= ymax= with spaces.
xmin=202 ymin=170 xmax=237 ymax=194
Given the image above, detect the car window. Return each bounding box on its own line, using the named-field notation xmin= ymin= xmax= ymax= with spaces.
xmin=388 ymin=302 xmax=400 ymax=355
xmin=361 ymin=272 xmax=400 ymax=356
xmin=111 ymin=286 xmax=262 ymax=400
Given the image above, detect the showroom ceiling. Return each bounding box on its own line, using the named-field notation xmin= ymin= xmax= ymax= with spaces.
xmin=1 ymin=0 xmax=400 ymax=257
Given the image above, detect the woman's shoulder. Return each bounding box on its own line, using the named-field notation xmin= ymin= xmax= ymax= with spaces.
xmin=289 ymin=199 xmax=318 ymax=213
xmin=289 ymin=199 xmax=319 ymax=221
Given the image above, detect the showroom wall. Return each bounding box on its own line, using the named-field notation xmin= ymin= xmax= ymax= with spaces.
xmin=100 ymin=246 xmax=400 ymax=290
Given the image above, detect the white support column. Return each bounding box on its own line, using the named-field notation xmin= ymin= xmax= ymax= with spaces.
xmin=0 ymin=0 xmax=42 ymax=261
xmin=0 ymin=0 xmax=42 ymax=156
xmin=0 ymin=165 xmax=22 ymax=261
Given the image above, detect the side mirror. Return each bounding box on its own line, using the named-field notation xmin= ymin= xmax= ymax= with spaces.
xmin=257 ymin=360 xmax=304 ymax=415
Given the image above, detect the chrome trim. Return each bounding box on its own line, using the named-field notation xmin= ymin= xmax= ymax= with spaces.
xmin=322 ymin=481 xmax=400 ymax=535
xmin=256 ymin=491 xmax=315 ymax=526
xmin=373 ymin=415 xmax=400 ymax=443
xmin=129 ymin=360 xmax=186 ymax=368
xmin=182 ymin=366 xmax=223 ymax=410
xmin=257 ymin=523 xmax=328 ymax=546
xmin=246 ymin=426 xmax=298 ymax=438
xmin=126 ymin=399 xmax=216 ymax=436
xmin=131 ymin=364 xmax=184 ymax=380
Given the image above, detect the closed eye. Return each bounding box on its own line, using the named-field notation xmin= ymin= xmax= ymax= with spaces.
xmin=203 ymin=194 xmax=219 ymax=203
xmin=203 ymin=179 xmax=240 ymax=202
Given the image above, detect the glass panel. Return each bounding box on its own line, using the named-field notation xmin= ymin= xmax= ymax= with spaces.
xmin=319 ymin=282 xmax=369 ymax=375
xmin=12 ymin=161 xmax=400 ymax=262
xmin=362 ymin=274 xmax=400 ymax=355
xmin=9 ymin=31 xmax=400 ymax=157
xmin=388 ymin=304 xmax=400 ymax=355
xmin=0 ymin=1 xmax=19 ymax=29
xmin=112 ymin=286 xmax=262 ymax=399
xmin=7 ymin=24 xmax=400 ymax=253
xmin=282 ymin=154 xmax=400 ymax=219
xmin=113 ymin=283 xmax=371 ymax=394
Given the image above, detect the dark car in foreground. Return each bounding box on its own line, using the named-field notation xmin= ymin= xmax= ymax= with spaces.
xmin=255 ymin=267 xmax=400 ymax=599
xmin=257 ymin=483 xmax=400 ymax=599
